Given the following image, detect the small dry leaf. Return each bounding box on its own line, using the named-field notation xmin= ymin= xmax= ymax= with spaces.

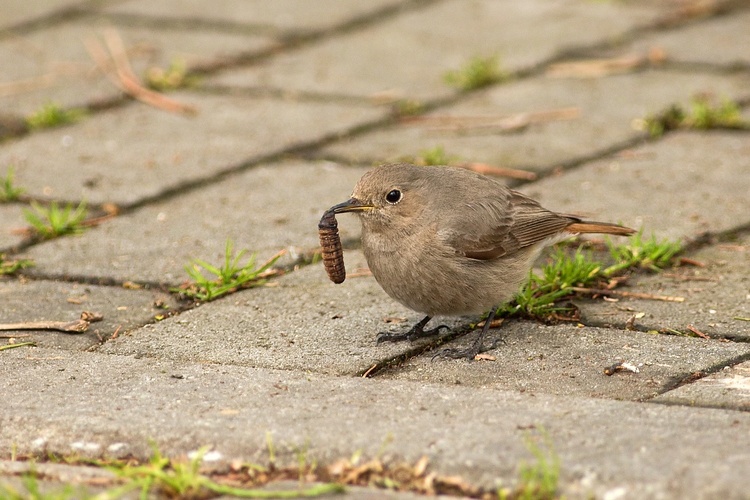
xmin=474 ymin=353 xmax=496 ymax=361
xmin=327 ymin=458 xmax=350 ymax=476
xmin=604 ymin=361 xmax=640 ymax=376
xmin=80 ymin=311 xmax=103 ymax=322
xmin=413 ymin=455 xmax=429 ymax=476
xmin=476 ymin=318 xmax=504 ymax=329
xmin=383 ymin=316 xmax=407 ymax=324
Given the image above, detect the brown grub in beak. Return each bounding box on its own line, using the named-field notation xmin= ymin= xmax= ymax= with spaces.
xmin=318 ymin=209 xmax=346 ymax=284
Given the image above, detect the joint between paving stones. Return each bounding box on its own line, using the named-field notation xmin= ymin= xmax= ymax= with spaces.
xmin=649 ymin=350 xmax=750 ymax=399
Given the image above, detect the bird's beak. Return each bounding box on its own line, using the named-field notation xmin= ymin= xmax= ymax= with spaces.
xmin=329 ymin=198 xmax=373 ymax=214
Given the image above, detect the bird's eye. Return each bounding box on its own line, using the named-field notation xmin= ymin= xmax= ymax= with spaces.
xmin=385 ymin=189 xmax=402 ymax=204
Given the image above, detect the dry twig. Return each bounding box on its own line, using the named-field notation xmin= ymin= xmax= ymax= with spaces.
xmin=401 ymin=107 xmax=580 ymax=133
xmin=0 ymin=319 xmax=90 ymax=333
xmin=84 ymin=28 xmax=196 ymax=115
xmin=569 ymin=287 xmax=685 ymax=302
xmin=546 ymin=49 xmax=667 ymax=78
xmin=0 ymin=311 xmax=104 ymax=334
xmin=686 ymin=324 xmax=711 ymax=339
xmin=0 ymin=342 xmax=36 ymax=351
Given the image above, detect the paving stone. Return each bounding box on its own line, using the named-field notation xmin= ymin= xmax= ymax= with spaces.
xmin=98 ymin=250 xmax=465 ymax=375
xmin=209 ymin=0 xmax=672 ymax=102
xmin=0 ymin=204 xmax=26 ymax=252
xmin=0 ymin=95 xmax=383 ymax=206
xmin=376 ymin=321 xmax=750 ymax=401
xmin=0 ymin=18 xmax=273 ymax=116
xmin=0 ymin=463 xmax=426 ymax=500
xmin=2 ymin=348 xmax=750 ymax=498
xmin=321 ymin=70 xmax=748 ymax=171
xmin=0 ymin=0 xmax=83 ymax=31
xmin=0 ymin=278 xmax=178 ymax=351
xmin=524 ymin=131 xmax=750 ymax=241
xmin=582 ymin=232 xmax=750 ymax=341
xmin=18 ymin=160 xmax=368 ymax=284
xmin=104 ymin=0 xmax=407 ymax=32
xmin=625 ymin=9 xmax=750 ymax=67
xmin=653 ymin=360 xmax=750 ymax=412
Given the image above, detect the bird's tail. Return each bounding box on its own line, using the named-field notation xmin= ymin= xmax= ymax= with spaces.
xmin=566 ymin=220 xmax=635 ymax=236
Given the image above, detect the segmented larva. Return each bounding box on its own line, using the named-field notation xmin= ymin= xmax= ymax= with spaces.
xmin=318 ymin=210 xmax=346 ymax=284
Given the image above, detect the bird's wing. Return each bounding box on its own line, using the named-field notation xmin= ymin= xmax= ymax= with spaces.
xmin=443 ymin=190 xmax=574 ymax=261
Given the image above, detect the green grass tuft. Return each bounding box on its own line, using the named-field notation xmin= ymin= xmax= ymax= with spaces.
xmin=145 ymin=58 xmax=199 ymax=91
xmin=498 ymin=430 xmax=562 ymax=500
xmin=0 ymin=167 xmax=26 ymax=202
xmin=23 ymin=200 xmax=88 ymax=239
xmin=499 ymin=231 xmax=682 ymax=320
xmin=604 ymin=229 xmax=682 ymax=275
xmin=444 ymin=55 xmax=507 ymax=91
xmin=416 ymin=145 xmax=459 ymax=166
xmin=103 ymin=444 xmax=344 ymax=499
xmin=26 ymin=102 xmax=86 ymax=130
xmin=641 ymin=95 xmax=746 ymax=138
xmin=0 ymin=254 xmax=33 ymax=275
xmin=174 ymin=240 xmax=282 ymax=301
xmin=0 ymin=470 xmax=84 ymax=500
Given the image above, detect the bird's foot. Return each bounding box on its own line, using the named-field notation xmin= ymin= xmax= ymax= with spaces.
xmin=432 ymin=337 xmax=503 ymax=361
xmin=376 ymin=316 xmax=450 ymax=344
xmin=432 ymin=307 xmax=504 ymax=360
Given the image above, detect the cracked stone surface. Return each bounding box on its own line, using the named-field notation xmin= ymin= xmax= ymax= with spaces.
xmin=0 ymin=18 xmax=274 ymax=116
xmin=377 ymin=321 xmax=750 ymax=401
xmin=208 ymin=0 xmax=673 ymax=101
xmin=98 ymin=250 xmax=465 ymax=375
xmin=652 ymin=360 xmax=750 ymax=411
xmin=624 ymin=9 xmax=750 ymax=67
xmin=0 ymin=204 xmax=26 ymax=252
xmin=2 ymin=348 xmax=750 ymax=499
xmin=526 ymin=131 xmax=750 ymax=241
xmin=18 ymin=161 xmax=368 ymax=284
xmin=2 ymin=1 xmax=750 ymax=498
xmin=104 ymin=0 xmax=408 ymax=32
xmin=320 ymin=70 xmax=749 ymax=171
xmin=0 ymin=278 xmax=178 ymax=351
xmin=0 ymin=98 xmax=384 ymax=206
xmin=581 ymin=232 xmax=750 ymax=341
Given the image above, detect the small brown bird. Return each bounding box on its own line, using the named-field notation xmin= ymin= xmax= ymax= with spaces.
xmin=326 ymin=163 xmax=634 ymax=359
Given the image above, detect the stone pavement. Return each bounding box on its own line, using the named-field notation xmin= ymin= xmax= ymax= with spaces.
xmin=1 ymin=1 xmax=749 ymax=498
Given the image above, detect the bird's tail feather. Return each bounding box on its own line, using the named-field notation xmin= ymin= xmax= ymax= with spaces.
xmin=566 ymin=221 xmax=635 ymax=236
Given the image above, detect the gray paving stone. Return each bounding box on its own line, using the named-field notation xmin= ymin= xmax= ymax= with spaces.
xmin=653 ymin=360 xmax=750 ymax=411
xmin=98 ymin=250 xmax=463 ymax=375
xmin=582 ymin=232 xmax=750 ymax=341
xmin=0 ymin=0 xmax=83 ymax=31
xmin=625 ymin=9 xmax=750 ymax=67
xmin=2 ymin=348 xmax=750 ymax=498
xmin=0 ymin=462 xmax=427 ymax=500
xmin=321 ymin=70 xmax=748 ymax=171
xmin=104 ymin=0 xmax=408 ymax=32
xmin=0 ymin=278 xmax=178 ymax=351
xmin=1 ymin=95 xmax=383 ymax=206
xmin=19 ymin=160 xmax=368 ymax=284
xmin=525 ymin=131 xmax=750 ymax=241
xmin=0 ymin=19 xmax=273 ymax=116
xmin=376 ymin=321 xmax=750 ymax=401
xmin=0 ymin=204 xmax=26 ymax=252
xmin=209 ymin=0 xmax=672 ymax=101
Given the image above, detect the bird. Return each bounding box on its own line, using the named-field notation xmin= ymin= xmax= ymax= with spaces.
xmin=325 ymin=163 xmax=635 ymax=359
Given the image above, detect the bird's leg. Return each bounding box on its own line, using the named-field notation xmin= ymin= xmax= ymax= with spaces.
xmin=376 ymin=315 xmax=450 ymax=344
xmin=433 ymin=307 xmax=502 ymax=360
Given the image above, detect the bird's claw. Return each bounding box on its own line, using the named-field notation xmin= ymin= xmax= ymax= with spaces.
xmin=432 ymin=337 xmax=503 ymax=361
xmin=376 ymin=324 xmax=450 ymax=344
